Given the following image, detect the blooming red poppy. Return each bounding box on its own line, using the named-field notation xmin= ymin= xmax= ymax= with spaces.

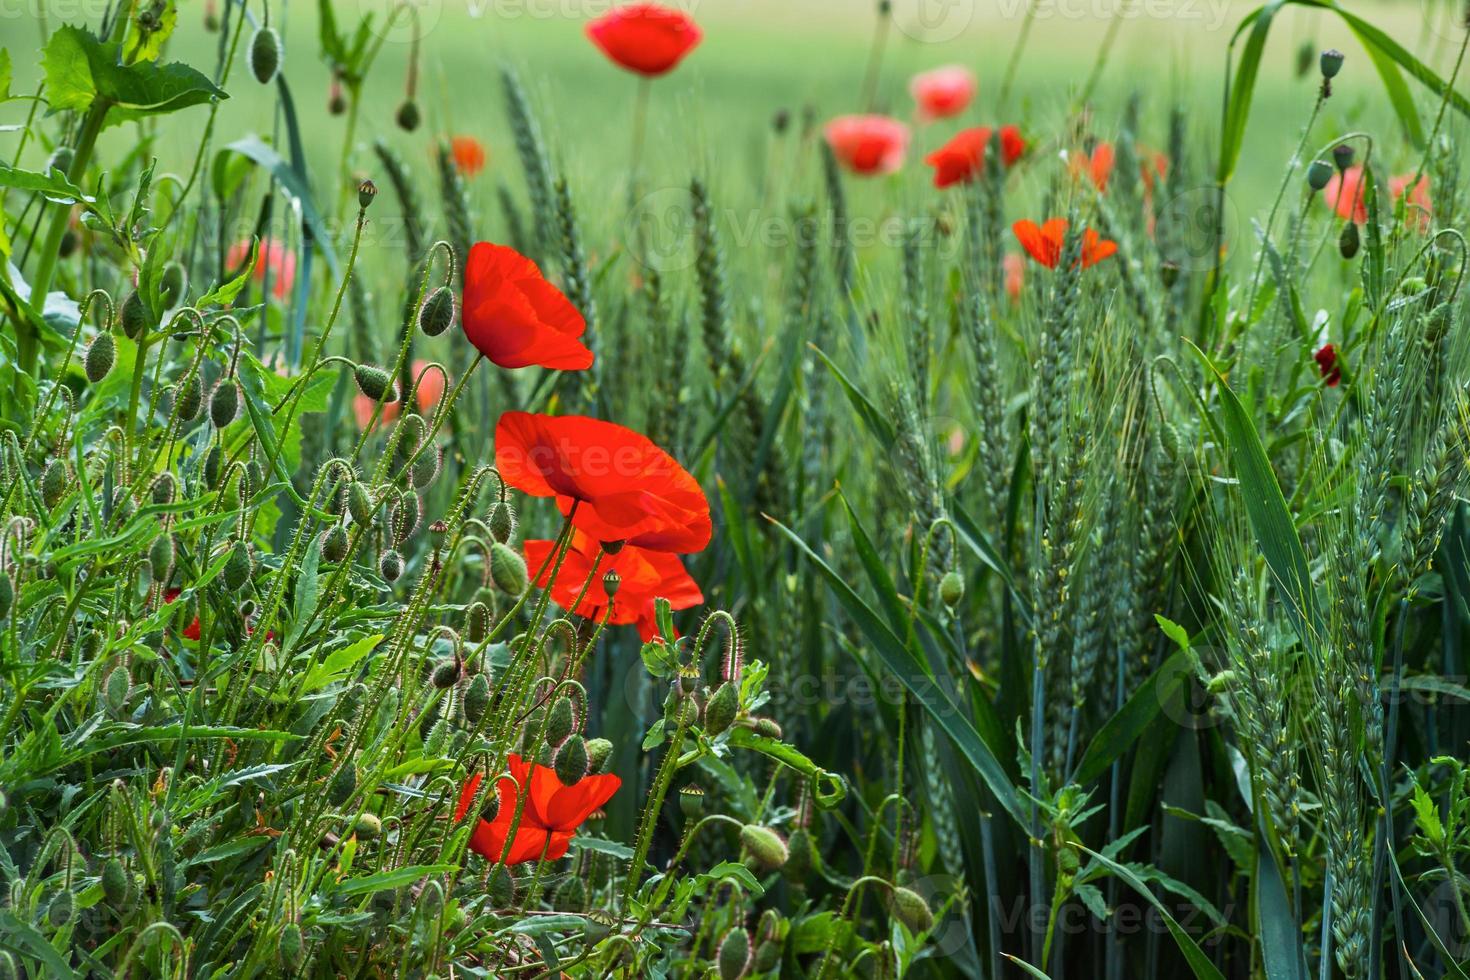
xmin=909 ymin=65 xmax=976 ymax=120
xmin=456 ymin=755 xmax=621 ymax=865
xmin=163 ymin=588 xmax=201 ymax=641
xmin=1012 ymin=218 xmax=1117 ymax=270
xmin=585 ymin=3 xmax=702 ymax=77
xmin=461 ymin=243 xmax=593 ymax=371
xmin=824 ymin=115 xmax=911 ymax=177
xmin=924 ymin=125 xmax=1025 ymax=188
xmin=352 ymin=360 xmax=446 ymax=431
xmin=524 ymin=529 xmax=703 ymax=640
xmin=450 ymin=135 xmax=487 ymax=177
xmin=1315 ymin=343 xmax=1341 ymax=386
xmin=495 ymin=412 xmax=711 ymax=553
xmin=1389 ymin=173 xmax=1432 ymax=231
xmin=225 ymin=237 xmax=295 ymax=300
xmin=1083 ymin=142 xmax=1115 ymax=192
xmin=1323 ymin=165 xmax=1369 ymax=224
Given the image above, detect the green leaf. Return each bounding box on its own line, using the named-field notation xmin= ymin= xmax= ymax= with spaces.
xmin=222 ymin=135 xmax=340 ymax=278
xmin=1255 ymin=836 xmax=1306 ymax=980
xmin=0 ymin=162 xmax=93 ymax=205
xmin=1002 ymin=954 xmax=1055 ymax=980
xmin=123 ymin=0 xmax=179 ymax=64
xmin=0 ymin=911 xmax=79 ymax=978
xmin=727 ymin=729 xmax=847 ymax=808
xmin=0 ymin=49 xmax=12 ymax=100
xmin=298 ymin=634 xmax=383 ymax=693
xmin=335 ymin=864 xmax=456 ymax=898
xmin=1155 ymin=615 xmax=1191 ymax=651
xmin=1073 ymin=648 xmax=1191 ymax=785
xmin=42 ymin=26 xmax=225 ymax=123
xmin=196 ymin=240 xmax=258 ymax=308
xmin=694 ymin=861 xmax=764 ymax=897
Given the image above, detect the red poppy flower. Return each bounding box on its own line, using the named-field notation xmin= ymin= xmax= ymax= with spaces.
xmin=1012 ymin=218 xmax=1117 ymax=270
xmin=495 ymin=412 xmax=711 ymax=553
xmin=1073 ymin=141 xmax=1114 ymax=192
xmin=1315 ymin=343 xmax=1341 ymax=386
xmin=824 ymin=115 xmax=911 ymax=177
xmin=1389 ymin=173 xmax=1432 ymax=231
xmin=909 ymin=65 xmax=976 ymax=120
xmin=586 ymin=3 xmax=702 ymax=77
xmin=461 ymin=243 xmax=593 ymax=371
xmin=353 ymin=360 xmax=446 ymax=431
xmin=1323 ymin=165 xmax=1369 ymax=224
xmin=225 ymin=237 xmax=296 ymax=300
xmin=163 ymin=588 xmax=201 ymax=641
xmin=1004 ymin=252 xmax=1025 ymax=303
xmin=524 ymin=529 xmax=702 ymax=640
xmin=924 ymin=125 xmax=1025 ymax=188
xmin=450 ymin=135 xmax=487 ymax=177
xmin=456 ymin=755 xmax=621 ymax=865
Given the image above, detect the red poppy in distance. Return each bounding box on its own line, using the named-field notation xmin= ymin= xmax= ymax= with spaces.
xmin=1389 ymin=173 xmax=1432 ymax=231
xmin=924 ymin=125 xmax=1025 ymax=188
xmin=1012 ymin=218 xmax=1117 ymax=270
xmin=1323 ymin=165 xmax=1369 ymax=224
xmin=1004 ymin=253 xmax=1024 ymax=302
xmin=456 ymin=755 xmax=621 ymax=865
xmin=586 ymin=3 xmax=702 ymax=77
xmin=824 ymin=115 xmax=911 ymax=177
xmin=909 ymin=65 xmax=976 ymax=120
xmin=1315 ymin=343 xmax=1341 ymax=386
xmin=225 ymin=237 xmax=296 ymax=300
xmin=450 ymin=135 xmax=487 ymax=177
xmin=525 ymin=530 xmax=703 ymax=640
xmin=461 ymin=243 xmax=593 ymax=371
xmin=352 ymin=360 xmax=446 ymax=431
xmin=494 ymin=412 xmax=712 ymax=554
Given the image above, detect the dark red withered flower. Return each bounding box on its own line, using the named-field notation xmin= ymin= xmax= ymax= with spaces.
xmin=1315 ymin=343 xmax=1341 ymax=386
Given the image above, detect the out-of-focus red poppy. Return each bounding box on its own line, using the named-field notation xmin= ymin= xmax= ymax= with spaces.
xmin=1083 ymin=142 xmax=1115 ymax=192
xmin=352 ymin=360 xmax=446 ymax=431
xmin=456 ymin=755 xmax=621 ymax=865
xmin=461 ymin=243 xmax=593 ymax=371
xmin=924 ymin=125 xmax=1025 ymax=188
xmin=164 ymin=588 xmax=201 ymax=641
xmin=451 ymin=136 xmax=488 ymax=177
xmin=585 ymin=3 xmax=701 ymax=77
xmin=1389 ymin=173 xmax=1432 ymax=231
xmin=909 ymin=65 xmax=976 ymax=120
xmin=824 ymin=115 xmax=911 ymax=177
xmin=1012 ymin=218 xmax=1117 ymax=270
xmin=1004 ymin=252 xmax=1025 ymax=302
xmin=1315 ymin=343 xmax=1341 ymax=386
xmin=495 ymin=412 xmax=711 ymax=553
xmin=1323 ymin=165 xmax=1369 ymax=224
xmin=524 ymin=529 xmax=702 ymax=640
xmin=225 ymin=238 xmax=296 ymax=300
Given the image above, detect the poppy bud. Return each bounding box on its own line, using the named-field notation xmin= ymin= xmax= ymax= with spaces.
xmin=1320 ymin=48 xmax=1344 ymax=78
xmin=148 ymin=533 xmax=175 ymax=580
xmin=329 ymin=86 xmax=347 ymax=115
xmin=431 ymin=658 xmax=459 ymax=689
xmin=396 ymin=414 xmax=426 ymax=457
xmin=348 ymin=482 xmax=376 ymax=527
xmin=487 ymin=865 xmax=515 ymax=906
xmin=1339 ymin=221 xmax=1360 ymax=259
xmin=678 ymin=784 xmax=705 ymax=818
xmin=479 ymin=789 xmax=501 ymax=823
xmin=754 ymin=940 xmax=781 ymax=972
xmin=753 ymin=716 xmax=783 ymax=739
xmin=1307 ymin=159 xmax=1333 ymax=191
xmin=224 ymin=540 xmax=253 ymax=592
xmin=554 ymin=734 xmax=589 ymax=785
xmin=250 ymin=26 xmax=280 ymax=84
xmin=939 ymin=570 xmax=964 ymax=608
xmin=1160 ymin=261 xmax=1180 ymax=289
xmin=278 ymin=922 xmax=304 ymax=969
xmin=704 ymin=681 xmax=738 ymax=735
xmin=0 ymin=575 xmax=12 ymax=621
xmin=890 ymin=885 xmax=935 ymax=933
xmin=104 ymin=663 xmax=131 ymax=713
xmin=740 ymin=824 xmax=788 ymax=870
xmin=160 ymin=262 xmax=187 ymax=309
xmin=244 ymin=460 xmax=263 ymax=497
xmin=150 ymin=472 xmax=176 ymax=505
xmin=390 ymin=490 xmax=420 ymax=544
xmin=354 ymin=364 xmax=396 ymax=403
xmin=784 ymin=827 xmax=814 ymax=880
xmin=175 ymin=371 xmax=204 ymax=421
xmin=464 ymin=673 xmax=490 ymax=723
xmin=41 ymin=459 xmax=68 ymax=509
xmin=210 ymin=379 xmax=240 ymax=428
xmin=772 ymin=108 xmax=790 ymax=134
xmin=101 ymin=858 xmax=129 ymax=907
xmin=546 ymin=696 xmax=576 ymax=746
xmin=410 ymin=444 xmax=441 ymax=489
xmin=396 ymin=100 xmax=421 ymax=132
xmin=354 ymin=812 xmax=382 ymax=839
xmin=85 ymin=331 xmax=116 ymax=382
xmin=322 ymin=525 xmax=349 ymax=563
xmin=490 ymin=542 xmax=528 ymax=594
xmin=358 ymin=179 xmax=378 ymax=211
xmin=717 ymin=928 xmax=752 ymax=980
xmin=487 ymin=501 xmax=516 ymax=543
xmin=204 ymin=444 xmax=223 ymax=489
xmin=586 ymin=737 xmax=614 ymax=774
xmin=121 ymin=290 xmax=149 ymax=340
xmin=465 ymin=601 xmax=491 ymax=643
xmin=379 ymin=549 xmax=404 ymax=583
xmin=328 ymin=764 xmax=356 ymax=805
xmin=1332 ymin=143 xmax=1354 ymax=171
xmin=1294 ymin=40 xmax=1314 ymax=79
xmin=420 ymin=286 xmax=455 ymax=336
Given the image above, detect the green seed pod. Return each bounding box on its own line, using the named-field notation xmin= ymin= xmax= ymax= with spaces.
xmin=431 ymin=658 xmax=459 ymax=689
xmin=148 ymin=533 xmax=175 ymax=580
xmin=890 ymin=886 xmax=934 ymax=933
xmin=487 ymin=865 xmax=515 ymax=906
xmin=1339 ymin=221 xmax=1360 ymax=259
xmin=464 ymin=673 xmax=490 ymax=723
xmin=419 ymin=286 xmax=455 ymax=337
xmin=203 ymin=444 xmax=223 ymax=489
xmin=465 ymin=601 xmax=491 ymax=644
xmin=753 ymin=717 xmax=783 ymax=739
xmin=583 ymin=909 xmax=616 ymax=942
xmin=121 ymin=290 xmax=149 ymax=340
xmin=487 ymin=501 xmax=516 ymax=543
xmin=160 ymin=262 xmax=188 ymax=309
xmin=553 ymin=876 xmax=587 ymax=913
xmin=1332 ymin=142 xmax=1355 ymax=171
xmin=210 ymin=379 xmax=240 ymax=428
xmin=554 ymin=734 xmax=588 ymax=785
xmin=704 ymin=681 xmax=738 ymax=735
xmin=489 ymin=542 xmax=527 ymax=594
xmin=223 ymin=540 xmax=253 ymax=592
xmin=939 ymin=570 xmax=965 ymax=608
xmin=47 ymin=889 xmax=74 ymax=928
xmin=546 ymin=696 xmax=576 ymax=746
xmin=353 ymin=364 xmax=396 ymax=403
xmin=753 ymin=940 xmax=781 ymax=972
xmin=678 ymin=784 xmax=705 ymax=819
xmin=85 ymin=331 xmax=116 ymax=383
xmin=41 ymin=459 xmax=69 ymax=509
xmin=1307 ymin=159 xmax=1334 ymax=191
xmin=602 ymin=570 xmax=622 ymax=598
xmin=250 ymin=26 xmax=281 ymax=84
xmin=357 ymin=179 xmax=378 ymax=211
xmin=0 ymin=575 xmax=12 ymax=621
xmin=322 ymin=525 xmax=349 ymax=563
xmin=354 ymin=813 xmax=382 ymax=840
xmin=175 ymin=371 xmax=204 ymax=421
xmin=783 ymin=827 xmax=814 ymax=880
xmin=244 ymin=460 xmax=263 ymax=498
xmin=586 ymin=736 xmax=614 ymax=774
xmin=1320 ymin=48 xmax=1344 ymax=78
xmin=739 ymin=825 xmax=788 ymax=870
xmin=347 ymin=482 xmax=376 ymax=527
xmin=101 ymin=857 xmax=129 ymax=907
xmin=328 ymin=764 xmax=356 ymax=806
xmin=379 ymin=549 xmax=404 ymax=583
xmin=411 ymin=444 xmax=441 ymax=489
xmin=396 ymin=99 xmax=421 ymax=131
xmin=150 ymin=471 xmax=176 ymax=505
xmin=104 ymin=663 xmax=131 ymax=712
xmin=717 ymin=927 xmax=752 ymax=980
xmin=277 ymin=921 xmax=304 ymax=970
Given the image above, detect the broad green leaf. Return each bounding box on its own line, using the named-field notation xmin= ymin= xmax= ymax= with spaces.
xmin=1256 ymin=836 xmax=1306 ymax=980
xmin=335 ymin=864 xmax=457 ymax=898
xmin=0 ymin=162 xmax=93 ymax=205
xmin=727 ymin=729 xmax=846 ymax=808
xmin=43 ymin=26 xmax=225 ymax=123
xmin=1073 ymin=647 xmax=1191 ymax=785
xmin=0 ymin=49 xmax=12 ymax=100
xmin=299 ymin=634 xmax=383 ymax=693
